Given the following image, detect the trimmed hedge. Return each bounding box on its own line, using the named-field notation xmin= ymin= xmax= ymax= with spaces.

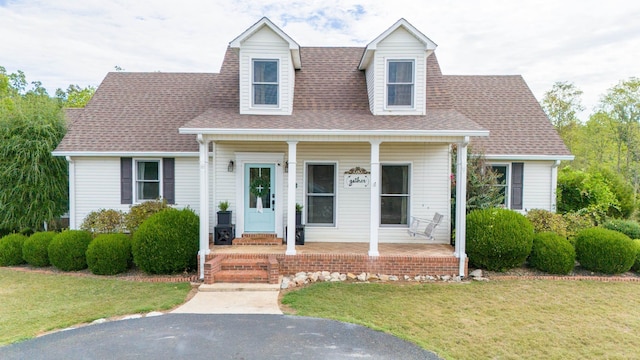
xmin=48 ymin=230 xmax=93 ymax=271
xmin=22 ymin=231 xmax=56 ymax=267
xmin=632 ymin=240 xmax=640 ymax=272
xmin=602 ymin=219 xmax=640 ymax=240
xmin=466 ymin=208 xmax=534 ymax=271
xmin=0 ymin=234 xmax=28 ymax=266
xmin=574 ymin=228 xmax=635 ymax=274
xmin=132 ymin=208 xmax=199 ymax=274
xmin=86 ymin=233 xmax=132 ymax=275
xmin=528 ymin=232 xmax=576 ymax=274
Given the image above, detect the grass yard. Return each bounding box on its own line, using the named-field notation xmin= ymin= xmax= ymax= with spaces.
xmin=282 ymin=280 xmax=640 ymax=359
xmin=0 ymin=268 xmax=191 ymax=345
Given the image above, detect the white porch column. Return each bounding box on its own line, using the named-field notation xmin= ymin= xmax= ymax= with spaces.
xmin=369 ymin=140 xmax=381 ymax=256
xmin=198 ymin=135 xmax=211 ymax=280
xmin=455 ymin=137 xmax=469 ymax=277
xmin=286 ymin=141 xmax=298 ymax=255
xmin=66 ymin=156 xmax=76 ymax=229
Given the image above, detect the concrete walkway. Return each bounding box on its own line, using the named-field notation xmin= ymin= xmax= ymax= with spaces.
xmin=171 ymin=283 xmax=283 ymax=314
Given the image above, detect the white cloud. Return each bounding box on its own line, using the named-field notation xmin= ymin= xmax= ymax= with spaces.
xmin=1 ymin=0 xmax=638 ymax=120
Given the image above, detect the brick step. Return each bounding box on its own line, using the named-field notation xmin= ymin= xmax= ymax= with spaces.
xmin=220 ymin=258 xmax=268 ymax=271
xmin=241 ymin=233 xmax=277 ymax=238
xmin=213 ymin=269 xmax=270 ymax=283
xmin=232 ymin=237 xmax=283 ymax=245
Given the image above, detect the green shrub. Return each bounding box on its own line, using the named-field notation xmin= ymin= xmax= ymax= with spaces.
xmin=526 ymin=209 xmax=568 ymax=238
xmin=574 ymin=228 xmax=635 ymax=274
xmin=132 ymin=208 xmax=198 ymax=274
xmin=528 ymin=232 xmax=576 ymax=274
xmin=466 ymin=208 xmax=534 ymax=271
xmin=0 ymin=234 xmax=28 ymax=266
xmin=602 ymin=219 xmax=640 ymax=240
xmin=80 ymin=209 xmax=126 ymax=234
xmin=632 ymin=240 xmax=640 ymax=272
xmin=124 ymin=199 xmax=169 ymax=233
xmin=22 ymin=231 xmax=56 ymax=267
xmin=86 ymin=233 xmax=132 ymax=275
xmin=563 ymin=212 xmax=594 ymax=242
xmin=48 ymin=230 xmax=93 ymax=271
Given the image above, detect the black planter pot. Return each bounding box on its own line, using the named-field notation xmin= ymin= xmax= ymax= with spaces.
xmin=217 ymin=211 xmax=232 ymax=225
xmin=295 ymin=211 xmax=302 ymax=226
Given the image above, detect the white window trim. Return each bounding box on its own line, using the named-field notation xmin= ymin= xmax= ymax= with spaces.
xmin=134 ymin=158 xmax=162 ymax=203
xmin=304 ymin=161 xmax=338 ymax=228
xmin=490 ymin=163 xmax=511 ymax=209
xmin=384 ymin=58 xmax=416 ymax=110
xmin=380 ymin=163 xmax=411 ymax=227
xmin=251 ymin=58 xmax=280 ymax=109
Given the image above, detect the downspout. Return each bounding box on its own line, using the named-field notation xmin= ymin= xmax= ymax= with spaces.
xmin=197 ymin=134 xmax=210 ymax=281
xmin=66 ymin=156 xmax=76 ymax=229
xmin=550 ymin=160 xmax=561 ymax=212
xmin=455 ymin=137 xmax=469 ymax=278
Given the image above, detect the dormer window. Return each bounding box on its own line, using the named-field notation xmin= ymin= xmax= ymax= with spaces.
xmin=252 ymin=59 xmax=279 ymax=107
xmin=386 ymin=60 xmax=414 ymax=107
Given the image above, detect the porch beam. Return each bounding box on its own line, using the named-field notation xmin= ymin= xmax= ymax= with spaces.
xmin=455 ymin=137 xmax=469 ymax=277
xmin=286 ymin=141 xmax=298 ymax=255
xmin=369 ymin=140 xmax=381 ymax=256
xmin=198 ymin=135 xmax=212 ymax=280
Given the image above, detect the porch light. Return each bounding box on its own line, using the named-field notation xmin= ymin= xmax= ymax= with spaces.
xmin=228 ymin=160 xmax=234 ymax=172
xmin=284 ymin=161 xmax=288 ymax=173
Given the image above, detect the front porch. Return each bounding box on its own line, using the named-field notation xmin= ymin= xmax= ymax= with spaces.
xmin=202 ymin=242 xmax=465 ymax=284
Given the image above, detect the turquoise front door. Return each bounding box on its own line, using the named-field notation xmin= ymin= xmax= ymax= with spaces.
xmin=244 ymin=164 xmax=276 ymax=233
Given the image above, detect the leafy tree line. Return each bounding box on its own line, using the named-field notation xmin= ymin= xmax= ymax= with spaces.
xmin=542 ymin=78 xmax=640 ymax=220
xmin=0 ymin=67 xmax=94 ymax=234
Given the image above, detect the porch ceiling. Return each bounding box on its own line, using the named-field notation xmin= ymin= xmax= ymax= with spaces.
xmin=210 ymin=242 xmax=455 ymax=257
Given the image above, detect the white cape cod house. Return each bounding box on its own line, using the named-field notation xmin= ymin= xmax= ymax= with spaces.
xmin=53 ymin=18 xmax=572 ymax=282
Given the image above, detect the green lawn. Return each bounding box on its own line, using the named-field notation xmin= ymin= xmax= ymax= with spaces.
xmin=0 ymin=268 xmax=191 ymax=345
xmin=282 ymin=280 xmax=640 ymax=359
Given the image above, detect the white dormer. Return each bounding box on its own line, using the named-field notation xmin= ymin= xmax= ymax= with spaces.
xmin=358 ymin=19 xmax=437 ymax=116
xmin=230 ymin=17 xmax=301 ymax=115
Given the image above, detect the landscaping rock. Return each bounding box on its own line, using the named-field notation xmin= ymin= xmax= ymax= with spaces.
xmin=470 ymin=269 xmax=483 ymax=278
xmin=357 ymin=272 xmax=367 ymax=281
xmin=346 ymin=272 xmax=357 ymax=280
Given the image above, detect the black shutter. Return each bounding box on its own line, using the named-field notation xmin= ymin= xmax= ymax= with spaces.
xmin=163 ymin=158 xmax=175 ymax=204
xmin=121 ymin=158 xmax=133 ymax=204
xmin=511 ymin=163 xmax=524 ymax=210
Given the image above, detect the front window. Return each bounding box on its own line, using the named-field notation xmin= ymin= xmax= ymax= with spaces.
xmin=136 ymin=160 xmax=160 ymax=201
xmin=381 ymin=165 xmax=410 ymax=225
xmin=253 ymin=59 xmax=278 ymax=106
xmin=306 ymin=163 xmax=336 ymax=225
xmin=387 ymin=60 xmax=414 ymax=107
xmin=491 ymin=165 xmax=509 ymax=207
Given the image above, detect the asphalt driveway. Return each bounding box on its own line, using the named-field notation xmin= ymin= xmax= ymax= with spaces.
xmin=0 ymin=314 xmax=441 ymax=359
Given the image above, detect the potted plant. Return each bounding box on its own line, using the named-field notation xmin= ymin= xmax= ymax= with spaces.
xmin=295 ymin=203 xmax=303 ymax=225
xmin=217 ymin=201 xmax=232 ymax=225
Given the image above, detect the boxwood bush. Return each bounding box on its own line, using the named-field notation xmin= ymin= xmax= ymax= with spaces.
xmin=0 ymin=234 xmax=28 ymax=266
xmin=632 ymin=240 xmax=640 ymax=272
xmin=528 ymin=232 xmax=576 ymax=274
xmin=48 ymin=230 xmax=93 ymax=271
xmin=132 ymin=208 xmax=198 ymax=274
xmin=466 ymin=208 xmax=534 ymax=271
xmin=86 ymin=233 xmax=132 ymax=275
xmin=22 ymin=231 xmax=56 ymax=267
xmin=602 ymin=219 xmax=640 ymax=240
xmin=574 ymin=228 xmax=635 ymax=274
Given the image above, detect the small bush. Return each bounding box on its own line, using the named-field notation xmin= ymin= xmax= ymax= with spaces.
xmin=124 ymin=199 xmax=169 ymax=233
xmin=132 ymin=208 xmax=198 ymax=274
xmin=86 ymin=233 xmax=132 ymax=275
xmin=528 ymin=232 xmax=576 ymax=274
xmin=574 ymin=228 xmax=635 ymax=274
xmin=632 ymin=240 xmax=640 ymax=272
xmin=526 ymin=209 xmax=568 ymax=238
xmin=0 ymin=234 xmax=28 ymax=266
xmin=22 ymin=231 xmax=56 ymax=267
xmin=80 ymin=209 xmax=126 ymax=234
xmin=466 ymin=208 xmax=534 ymax=271
xmin=563 ymin=212 xmax=594 ymax=242
xmin=48 ymin=230 xmax=93 ymax=271
xmin=602 ymin=219 xmax=640 ymax=240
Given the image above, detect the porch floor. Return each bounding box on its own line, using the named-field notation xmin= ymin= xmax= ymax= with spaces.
xmin=210 ymin=242 xmax=455 ymax=257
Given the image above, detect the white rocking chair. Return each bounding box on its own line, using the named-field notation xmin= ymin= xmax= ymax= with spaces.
xmin=407 ymin=213 xmax=443 ymax=240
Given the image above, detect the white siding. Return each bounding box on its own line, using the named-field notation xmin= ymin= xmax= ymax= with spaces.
xmin=522 ymin=161 xmax=556 ymax=212
xmin=238 ymin=26 xmax=294 ymax=115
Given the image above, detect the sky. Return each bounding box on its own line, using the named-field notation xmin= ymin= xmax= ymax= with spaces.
xmin=1 ymin=0 xmax=639 ymax=121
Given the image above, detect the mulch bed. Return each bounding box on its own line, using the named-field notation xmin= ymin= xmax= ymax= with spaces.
xmin=5 ymin=264 xmax=199 ymax=283
xmin=481 ymin=265 xmax=640 ymax=282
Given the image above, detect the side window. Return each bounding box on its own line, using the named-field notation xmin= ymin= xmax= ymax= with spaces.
xmin=491 ymin=165 xmax=509 ymax=208
xmin=306 ymin=163 xmax=336 ymax=225
xmin=136 ymin=160 xmax=160 ymax=202
xmin=387 ymin=60 xmax=414 ymax=107
xmin=252 ymin=59 xmax=278 ymax=106
xmin=380 ymin=164 xmax=410 ymax=225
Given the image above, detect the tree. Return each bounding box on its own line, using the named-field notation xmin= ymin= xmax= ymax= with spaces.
xmin=55 ymin=84 xmax=95 ymax=108
xmin=0 ymin=67 xmax=68 ymax=231
xmin=541 ymin=81 xmax=585 ymax=152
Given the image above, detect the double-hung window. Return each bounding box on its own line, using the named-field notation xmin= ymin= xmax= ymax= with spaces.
xmin=380 ymin=164 xmax=410 ymax=225
xmin=306 ymin=163 xmax=336 ymax=225
xmin=491 ymin=165 xmax=509 ymax=208
xmin=136 ymin=160 xmax=160 ymax=202
xmin=386 ymin=60 xmax=414 ymax=107
xmin=252 ymin=59 xmax=278 ymax=106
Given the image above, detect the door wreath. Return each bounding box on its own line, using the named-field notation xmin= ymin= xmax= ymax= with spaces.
xmin=250 ymin=177 xmax=270 ymax=198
